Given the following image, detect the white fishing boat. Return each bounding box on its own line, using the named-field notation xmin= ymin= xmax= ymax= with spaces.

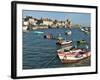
xmin=65 ymin=30 xmax=72 ymax=35
xmin=34 ymin=31 xmax=44 ymax=34
xmin=61 ymin=40 xmax=72 ymax=45
xmin=80 ymin=27 xmax=90 ymax=34
xmin=57 ymin=49 xmax=91 ymax=63
xmin=56 ymin=40 xmax=72 ymax=45
xmin=80 ymin=28 xmax=85 ymax=31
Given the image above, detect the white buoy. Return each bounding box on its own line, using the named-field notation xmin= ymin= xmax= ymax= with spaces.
xmin=68 ymin=30 xmax=72 ymax=35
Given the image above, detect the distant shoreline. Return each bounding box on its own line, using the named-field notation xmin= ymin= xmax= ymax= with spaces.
xmin=22 ymin=25 xmax=84 ymax=31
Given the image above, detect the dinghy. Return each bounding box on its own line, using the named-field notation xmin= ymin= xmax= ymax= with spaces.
xmin=34 ymin=31 xmax=44 ymax=34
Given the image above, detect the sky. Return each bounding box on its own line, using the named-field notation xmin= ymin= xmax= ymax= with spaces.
xmin=23 ymin=10 xmax=91 ymax=26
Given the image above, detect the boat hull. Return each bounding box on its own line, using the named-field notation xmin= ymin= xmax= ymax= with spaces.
xmin=57 ymin=50 xmax=91 ymax=63
xmin=60 ymin=56 xmax=90 ymax=63
xmin=56 ymin=40 xmax=72 ymax=45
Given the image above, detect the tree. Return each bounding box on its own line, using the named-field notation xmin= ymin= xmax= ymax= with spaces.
xmin=24 ymin=16 xmax=32 ymax=21
xmin=36 ymin=18 xmax=43 ymax=25
xmin=66 ymin=19 xmax=72 ymax=28
xmin=53 ymin=20 xmax=57 ymax=24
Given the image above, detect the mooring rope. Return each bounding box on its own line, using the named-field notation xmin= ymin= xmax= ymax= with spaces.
xmin=43 ymin=55 xmax=57 ymax=68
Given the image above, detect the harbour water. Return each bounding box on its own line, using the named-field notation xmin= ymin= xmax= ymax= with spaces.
xmin=23 ymin=28 xmax=91 ymax=69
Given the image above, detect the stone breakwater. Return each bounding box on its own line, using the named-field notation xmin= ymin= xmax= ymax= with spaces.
xmin=23 ymin=25 xmax=66 ymax=30
xmin=32 ymin=25 xmax=49 ymax=30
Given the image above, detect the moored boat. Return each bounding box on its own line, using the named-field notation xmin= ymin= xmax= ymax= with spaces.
xmin=77 ymin=40 xmax=87 ymax=44
xmin=80 ymin=27 xmax=90 ymax=34
xmin=56 ymin=40 xmax=72 ymax=45
xmin=44 ymin=34 xmax=53 ymax=39
xmin=34 ymin=31 xmax=44 ymax=34
xmin=65 ymin=30 xmax=72 ymax=35
xmin=57 ymin=49 xmax=91 ymax=63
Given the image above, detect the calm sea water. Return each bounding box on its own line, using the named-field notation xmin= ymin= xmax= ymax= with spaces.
xmin=23 ymin=28 xmax=91 ymax=69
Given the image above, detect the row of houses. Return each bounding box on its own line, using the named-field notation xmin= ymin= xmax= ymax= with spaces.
xmin=22 ymin=16 xmax=72 ymax=31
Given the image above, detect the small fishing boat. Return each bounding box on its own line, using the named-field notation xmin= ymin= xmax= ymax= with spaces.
xmin=57 ymin=48 xmax=91 ymax=63
xmin=34 ymin=31 xmax=44 ymax=34
xmin=44 ymin=34 xmax=53 ymax=39
xmin=56 ymin=40 xmax=72 ymax=45
xmin=65 ymin=30 xmax=72 ymax=35
xmin=77 ymin=40 xmax=87 ymax=44
xmin=80 ymin=27 xmax=90 ymax=34
xmin=80 ymin=28 xmax=85 ymax=32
